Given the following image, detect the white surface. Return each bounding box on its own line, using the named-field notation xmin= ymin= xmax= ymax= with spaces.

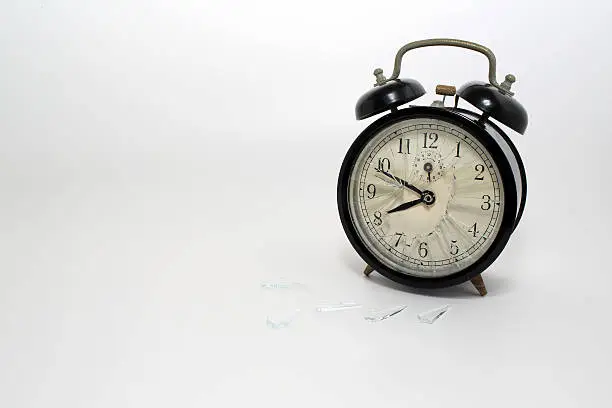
xmin=1 ymin=1 xmax=611 ymax=407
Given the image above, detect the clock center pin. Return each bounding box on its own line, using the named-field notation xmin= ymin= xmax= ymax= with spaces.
xmin=422 ymin=190 xmax=435 ymax=206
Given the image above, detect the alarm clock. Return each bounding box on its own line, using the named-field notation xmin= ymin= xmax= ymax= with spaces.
xmin=337 ymin=39 xmax=527 ymax=295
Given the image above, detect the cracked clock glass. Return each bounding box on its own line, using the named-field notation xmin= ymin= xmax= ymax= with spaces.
xmin=348 ymin=117 xmax=505 ymax=278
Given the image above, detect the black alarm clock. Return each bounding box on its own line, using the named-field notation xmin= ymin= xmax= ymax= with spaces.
xmin=337 ymin=39 xmax=527 ymax=296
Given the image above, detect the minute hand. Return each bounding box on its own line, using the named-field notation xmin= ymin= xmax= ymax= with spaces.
xmin=377 ymin=169 xmax=422 ymax=195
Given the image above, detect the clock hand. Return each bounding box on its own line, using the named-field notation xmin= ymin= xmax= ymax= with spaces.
xmin=387 ymin=189 xmax=436 ymax=214
xmin=423 ymin=162 xmax=433 ymax=183
xmin=387 ymin=198 xmax=423 ymax=214
xmin=375 ymin=169 xmax=423 ymax=195
xmin=374 ymin=172 xmax=402 ymax=188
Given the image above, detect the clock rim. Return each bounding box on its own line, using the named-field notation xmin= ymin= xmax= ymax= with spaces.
xmin=337 ymin=107 xmax=519 ymax=289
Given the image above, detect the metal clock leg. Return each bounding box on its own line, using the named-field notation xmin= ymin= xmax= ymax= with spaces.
xmin=470 ymin=274 xmax=487 ymax=296
xmin=363 ymin=264 xmax=374 ymax=277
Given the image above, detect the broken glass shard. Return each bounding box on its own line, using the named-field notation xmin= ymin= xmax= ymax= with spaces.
xmin=266 ymin=309 xmax=301 ymax=329
xmin=417 ymin=304 xmax=451 ymax=324
xmin=260 ymin=279 xmax=304 ymax=290
xmin=364 ymin=305 xmax=407 ymax=322
xmin=315 ymin=302 xmax=362 ymax=312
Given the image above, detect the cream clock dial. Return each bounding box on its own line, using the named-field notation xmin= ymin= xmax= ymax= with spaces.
xmin=348 ymin=117 xmax=504 ymax=278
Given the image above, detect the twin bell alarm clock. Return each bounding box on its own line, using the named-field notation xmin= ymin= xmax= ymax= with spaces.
xmin=337 ymin=39 xmax=527 ymax=295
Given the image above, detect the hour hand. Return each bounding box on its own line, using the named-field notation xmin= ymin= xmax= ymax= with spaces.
xmin=387 ymin=198 xmax=423 ymax=214
xmin=387 ymin=190 xmax=435 ymax=214
xmin=375 ymin=169 xmax=423 ymax=195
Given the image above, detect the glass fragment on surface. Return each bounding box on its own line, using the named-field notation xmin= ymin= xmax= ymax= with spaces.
xmin=364 ymin=305 xmax=407 ymax=322
xmin=266 ymin=309 xmax=301 ymax=329
xmin=417 ymin=304 xmax=451 ymax=324
xmin=315 ymin=302 xmax=362 ymax=312
xmin=260 ymin=279 xmax=304 ymax=290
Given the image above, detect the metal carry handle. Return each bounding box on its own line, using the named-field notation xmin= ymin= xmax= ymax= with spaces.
xmin=380 ymin=38 xmax=515 ymax=96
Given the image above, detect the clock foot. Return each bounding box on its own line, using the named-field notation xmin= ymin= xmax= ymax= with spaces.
xmin=363 ymin=264 xmax=375 ymax=277
xmin=470 ymin=274 xmax=487 ymax=296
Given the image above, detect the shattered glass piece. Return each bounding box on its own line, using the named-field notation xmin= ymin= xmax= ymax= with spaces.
xmin=315 ymin=302 xmax=362 ymax=312
xmin=266 ymin=309 xmax=301 ymax=329
xmin=364 ymin=305 xmax=407 ymax=322
xmin=417 ymin=304 xmax=451 ymax=324
xmin=260 ymin=279 xmax=304 ymax=290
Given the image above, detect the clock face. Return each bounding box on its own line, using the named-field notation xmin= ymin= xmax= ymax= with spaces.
xmin=347 ymin=116 xmax=505 ymax=278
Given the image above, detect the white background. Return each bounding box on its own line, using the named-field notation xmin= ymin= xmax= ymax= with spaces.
xmin=1 ymin=1 xmax=611 ymax=407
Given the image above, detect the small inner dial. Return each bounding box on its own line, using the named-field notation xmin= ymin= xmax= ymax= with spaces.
xmin=414 ymin=150 xmax=445 ymax=183
xmin=348 ymin=117 xmax=505 ymax=278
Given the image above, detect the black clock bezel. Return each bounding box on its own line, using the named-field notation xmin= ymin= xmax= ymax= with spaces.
xmin=337 ymin=107 xmax=518 ymax=289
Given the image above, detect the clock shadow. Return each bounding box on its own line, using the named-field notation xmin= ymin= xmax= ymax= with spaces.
xmin=341 ymin=251 xmax=513 ymax=298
